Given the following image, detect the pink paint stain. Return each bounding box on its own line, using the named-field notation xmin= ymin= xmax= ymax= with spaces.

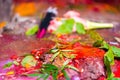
xmin=36 ymin=29 xmax=46 ymax=38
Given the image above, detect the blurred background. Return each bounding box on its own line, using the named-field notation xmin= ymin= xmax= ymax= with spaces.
xmin=0 ymin=0 xmax=120 ymax=23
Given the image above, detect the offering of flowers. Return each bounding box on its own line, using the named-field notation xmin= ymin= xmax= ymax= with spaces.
xmin=0 ymin=7 xmax=119 ymax=80
xmin=1 ymin=31 xmax=120 ymax=80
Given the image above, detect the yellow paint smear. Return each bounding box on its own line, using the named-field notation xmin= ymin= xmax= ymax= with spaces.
xmin=6 ymin=71 xmax=14 ymax=75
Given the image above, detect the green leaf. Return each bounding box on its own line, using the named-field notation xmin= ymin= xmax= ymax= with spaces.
xmin=61 ymin=59 xmax=71 ymax=70
xmin=101 ymin=41 xmax=109 ymax=49
xmin=21 ymin=55 xmax=37 ymax=67
xmin=93 ymin=40 xmax=104 ymax=47
xmin=104 ymin=56 xmax=113 ymax=78
xmin=42 ymin=74 xmax=50 ymax=80
xmin=25 ymin=25 xmax=39 ymax=36
xmin=102 ymin=42 xmax=120 ymax=79
xmin=88 ymin=30 xmax=109 ymax=49
xmin=61 ymin=49 xmax=74 ymax=52
xmin=28 ymin=73 xmax=40 ymax=77
xmin=104 ymin=47 xmax=115 ymax=78
xmin=88 ymin=30 xmax=103 ymax=41
xmin=93 ymin=40 xmax=109 ymax=50
xmin=105 ymin=47 xmax=114 ymax=65
xmin=42 ymin=64 xmax=58 ymax=80
xmin=108 ymin=77 xmax=120 ymax=80
xmin=50 ymin=48 xmax=59 ymax=53
xmin=55 ymin=19 xmax=75 ymax=34
xmin=28 ymin=73 xmax=49 ymax=80
xmin=63 ymin=53 xmax=76 ymax=59
xmin=3 ymin=62 xmax=13 ymax=69
xmin=59 ymin=53 xmax=63 ymax=59
xmin=50 ymin=51 xmax=60 ymax=62
xmin=37 ymin=73 xmax=49 ymax=80
xmin=13 ymin=60 xmax=19 ymax=65
xmin=76 ymin=22 xmax=86 ymax=34
xmin=62 ymin=69 xmax=70 ymax=80
xmin=42 ymin=64 xmax=58 ymax=72
xmin=52 ymin=71 xmax=58 ymax=80
xmin=66 ymin=65 xmax=79 ymax=72
xmin=111 ymin=46 xmax=120 ymax=57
